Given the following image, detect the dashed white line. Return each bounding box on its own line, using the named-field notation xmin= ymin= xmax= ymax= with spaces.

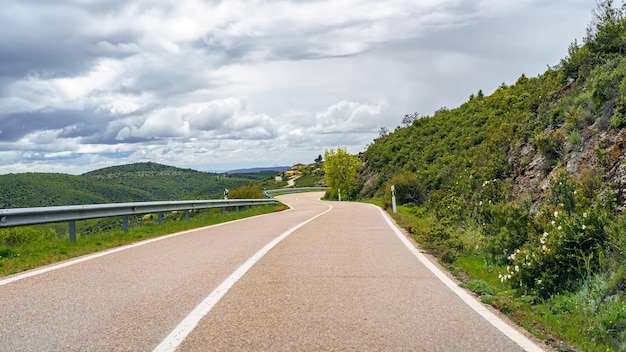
xmin=153 ymin=202 xmax=333 ymax=352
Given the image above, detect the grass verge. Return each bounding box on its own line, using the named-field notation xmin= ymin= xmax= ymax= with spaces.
xmin=0 ymin=203 xmax=287 ymax=277
xmin=383 ymin=202 xmax=624 ymax=352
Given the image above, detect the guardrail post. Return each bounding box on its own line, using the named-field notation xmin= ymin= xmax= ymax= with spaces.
xmin=222 ymin=207 xmax=226 ymax=215
xmin=158 ymin=212 xmax=163 ymax=225
xmin=69 ymin=221 xmax=76 ymax=243
xmin=122 ymin=216 xmax=129 ymax=233
xmin=184 ymin=210 xmax=190 ymax=220
xmin=235 ymin=206 xmax=239 ymax=212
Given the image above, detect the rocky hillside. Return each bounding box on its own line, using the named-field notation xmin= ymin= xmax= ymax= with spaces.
xmin=359 ymin=2 xmax=626 ymax=350
xmin=361 ymin=1 xmax=626 ymax=214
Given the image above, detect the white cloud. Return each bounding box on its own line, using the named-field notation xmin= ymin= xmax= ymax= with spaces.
xmin=314 ymin=101 xmax=385 ymax=134
xmin=0 ymin=0 xmax=594 ymax=174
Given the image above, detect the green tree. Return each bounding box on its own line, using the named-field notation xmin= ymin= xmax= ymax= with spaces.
xmin=323 ymin=148 xmax=362 ymax=200
xmin=585 ymin=0 xmax=626 ymax=54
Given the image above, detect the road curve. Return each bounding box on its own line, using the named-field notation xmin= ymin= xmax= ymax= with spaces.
xmin=0 ymin=193 xmax=544 ymax=351
xmin=0 ymin=194 xmax=329 ymax=351
xmin=175 ymin=194 xmax=541 ymax=352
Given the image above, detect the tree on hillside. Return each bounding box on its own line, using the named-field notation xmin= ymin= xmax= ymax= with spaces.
xmin=379 ymin=126 xmax=389 ymax=137
xmin=323 ymin=147 xmax=362 ymax=200
xmin=585 ymin=0 xmax=626 ymax=54
xmin=402 ymin=112 xmax=419 ymax=126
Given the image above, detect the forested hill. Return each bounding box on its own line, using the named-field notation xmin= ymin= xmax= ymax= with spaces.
xmin=358 ymin=3 xmax=626 ymax=350
xmin=0 ymin=162 xmax=259 ymax=208
xmin=361 ymin=3 xmax=626 ymax=212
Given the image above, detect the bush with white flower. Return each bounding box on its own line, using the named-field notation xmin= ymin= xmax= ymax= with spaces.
xmin=499 ymin=171 xmax=613 ymax=298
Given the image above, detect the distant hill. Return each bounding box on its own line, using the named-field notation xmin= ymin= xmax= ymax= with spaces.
xmin=0 ymin=172 xmax=153 ymax=208
xmin=226 ymin=166 xmax=291 ymax=174
xmin=0 ymin=162 xmax=270 ymax=208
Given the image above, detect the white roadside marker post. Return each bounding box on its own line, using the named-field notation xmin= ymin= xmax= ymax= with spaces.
xmin=391 ymin=185 xmax=397 ymax=213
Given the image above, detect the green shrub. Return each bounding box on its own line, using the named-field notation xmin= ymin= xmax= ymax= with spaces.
xmin=611 ymin=108 xmax=626 ymax=128
xmin=228 ymin=184 xmax=264 ymax=199
xmin=422 ymin=224 xmax=464 ymax=263
xmin=0 ymin=247 xmax=19 ymax=259
xmin=547 ymin=169 xmax=579 ymax=214
xmin=595 ymin=147 xmax=610 ymax=166
xmin=568 ymin=130 xmax=582 ymax=145
xmin=481 ymin=202 xmax=532 ymax=265
xmin=591 ymin=57 xmax=626 ymax=109
xmin=573 ymin=273 xmax=626 ymax=350
xmin=532 ymin=130 xmax=565 ymax=165
xmin=501 ymin=204 xmax=609 ymax=298
xmin=387 ymin=173 xmax=427 ymax=205
xmin=0 ymin=227 xmax=58 ymax=246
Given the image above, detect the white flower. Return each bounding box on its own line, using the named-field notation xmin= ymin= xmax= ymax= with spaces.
xmin=554 ymin=211 xmax=559 ymax=218
xmin=583 ymin=212 xmax=588 ymax=218
xmin=558 ymin=226 xmax=562 ymax=230
xmin=582 ymin=224 xmax=586 ymax=230
xmin=551 ymin=220 xmax=556 ymax=226
xmin=515 ymin=265 xmax=520 ymax=272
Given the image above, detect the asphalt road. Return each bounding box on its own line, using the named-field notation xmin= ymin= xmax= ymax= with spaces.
xmin=0 ymin=192 xmax=544 ymax=351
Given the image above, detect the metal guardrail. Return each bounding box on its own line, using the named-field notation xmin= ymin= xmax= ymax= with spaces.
xmin=0 ymin=187 xmax=327 ymax=242
xmin=266 ymin=187 xmax=329 ymax=196
xmin=0 ymin=199 xmax=277 ymax=242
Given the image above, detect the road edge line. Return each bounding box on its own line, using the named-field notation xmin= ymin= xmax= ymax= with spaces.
xmin=0 ymin=211 xmax=289 ymax=287
xmin=373 ymin=205 xmax=544 ymax=352
xmin=153 ymin=202 xmax=333 ymax=352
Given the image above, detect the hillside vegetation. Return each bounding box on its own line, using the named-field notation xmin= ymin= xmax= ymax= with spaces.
xmin=0 ymin=162 xmax=267 ymax=208
xmin=360 ymin=1 xmax=626 ymax=350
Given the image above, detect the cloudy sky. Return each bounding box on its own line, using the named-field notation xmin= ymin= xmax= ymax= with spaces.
xmin=0 ymin=0 xmax=594 ymax=174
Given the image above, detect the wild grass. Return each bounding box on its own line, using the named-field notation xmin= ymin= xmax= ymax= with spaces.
xmin=0 ymin=203 xmax=286 ymax=277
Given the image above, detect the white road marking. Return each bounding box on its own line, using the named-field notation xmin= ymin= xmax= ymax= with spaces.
xmin=153 ymin=202 xmax=333 ymax=352
xmin=373 ymin=205 xmax=544 ymax=352
xmin=0 ymin=212 xmax=285 ymax=287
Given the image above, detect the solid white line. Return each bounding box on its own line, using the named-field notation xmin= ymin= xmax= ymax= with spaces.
xmin=0 ymin=211 xmax=286 ymax=287
xmin=372 ymin=205 xmax=544 ymax=352
xmin=153 ymin=202 xmax=333 ymax=352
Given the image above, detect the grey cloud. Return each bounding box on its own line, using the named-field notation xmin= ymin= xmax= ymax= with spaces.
xmin=22 ymin=151 xmax=81 ymax=161
xmin=0 ymin=1 xmax=143 ymax=92
xmin=0 ymin=108 xmax=152 ymax=146
xmin=0 ymin=110 xmax=90 ymax=142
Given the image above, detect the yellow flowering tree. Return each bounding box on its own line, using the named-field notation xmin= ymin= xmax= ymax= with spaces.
xmin=323 ymin=147 xmax=362 ymax=200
